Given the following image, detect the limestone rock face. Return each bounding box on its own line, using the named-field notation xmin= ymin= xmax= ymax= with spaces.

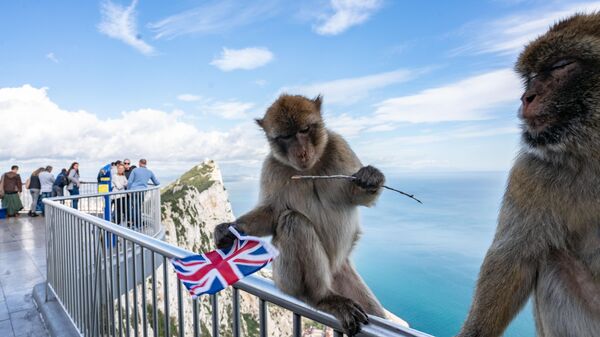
xmin=154 ymin=160 xmax=292 ymax=337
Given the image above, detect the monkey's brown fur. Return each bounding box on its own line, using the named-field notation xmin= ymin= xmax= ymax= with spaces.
xmin=458 ymin=13 xmax=600 ymax=337
xmin=214 ymin=94 xmax=387 ymax=335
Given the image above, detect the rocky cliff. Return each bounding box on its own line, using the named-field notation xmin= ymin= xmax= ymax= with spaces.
xmin=151 ymin=160 xmax=292 ymax=337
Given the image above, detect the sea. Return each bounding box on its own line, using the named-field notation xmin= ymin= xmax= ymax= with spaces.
xmin=223 ymin=171 xmax=536 ymax=337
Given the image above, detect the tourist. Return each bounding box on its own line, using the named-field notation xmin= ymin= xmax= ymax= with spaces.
xmin=123 ymin=159 xmax=133 ymax=179
xmin=67 ymin=162 xmax=80 ymax=209
xmin=112 ymin=163 xmax=128 ymax=224
xmin=127 ymin=159 xmax=159 ymax=228
xmin=27 ymin=167 xmax=44 ymax=217
xmin=53 ymin=168 xmax=68 ymax=197
xmin=127 ymin=159 xmax=159 ymax=190
xmin=0 ymin=165 xmax=23 ymax=217
xmin=39 ymin=166 xmax=55 ymax=215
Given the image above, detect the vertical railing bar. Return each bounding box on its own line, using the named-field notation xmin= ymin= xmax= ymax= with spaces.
xmin=133 ymin=242 xmax=139 ymax=337
xmin=116 ymin=235 xmax=123 ymax=337
xmin=91 ymin=229 xmax=104 ymax=337
xmin=65 ymin=213 xmax=71 ymax=319
xmin=141 ymin=246 xmax=148 ymax=337
xmin=124 ymin=239 xmax=130 ymax=337
xmin=259 ymin=298 xmax=267 ymax=337
xmin=85 ymin=220 xmax=92 ymax=336
xmin=211 ymin=294 xmax=219 ymax=337
xmin=164 ymin=256 xmax=170 ymax=337
xmin=109 ymin=231 xmax=117 ymax=337
xmin=293 ymin=313 xmax=301 ymax=337
xmin=193 ymin=298 xmax=199 ymax=337
xmin=232 ymin=288 xmax=240 ymax=337
xmin=75 ymin=217 xmax=82 ymax=329
xmin=103 ymin=228 xmax=111 ymax=336
xmin=131 ymin=242 xmax=139 ymax=337
xmin=178 ymin=280 xmax=184 ymax=337
xmin=152 ymin=252 xmax=158 ymax=337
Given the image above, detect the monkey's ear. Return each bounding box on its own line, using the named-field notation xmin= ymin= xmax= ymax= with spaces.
xmin=313 ymin=95 xmax=323 ymax=112
xmin=255 ymin=118 xmax=264 ymax=129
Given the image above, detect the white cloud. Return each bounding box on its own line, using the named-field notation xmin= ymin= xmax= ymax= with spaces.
xmin=314 ymin=0 xmax=382 ymax=35
xmin=210 ymin=47 xmax=274 ymax=71
xmin=0 ymin=85 xmax=266 ymax=170
xmin=149 ymin=0 xmax=279 ymax=40
xmin=282 ymin=68 xmax=420 ymax=105
xmin=98 ymin=0 xmax=154 ymax=55
xmin=201 ymin=100 xmax=255 ymax=120
xmin=459 ymin=1 xmax=600 ymax=55
xmin=177 ymin=94 xmax=201 ymax=102
xmin=46 ymin=52 xmax=59 ymax=63
xmin=374 ymin=69 xmax=521 ymax=123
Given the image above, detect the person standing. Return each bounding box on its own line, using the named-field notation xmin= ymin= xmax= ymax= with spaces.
xmin=127 ymin=159 xmax=159 ymax=190
xmin=53 ymin=168 xmax=68 ymax=197
xmin=39 ymin=166 xmax=55 ymax=215
xmin=27 ymin=167 xmax=44 ymax=217
xmin=127 ymin=159 xmax=159 ymax=228
xmin=123 ymin=159 xmax=133 ymax=179
xmin=112 ymin=163 xmax=128 ymax=224
xmin=67 ymin=162 xmax=80 ymax=209
xmin=0 ymin=165 xmax=23 ymax=217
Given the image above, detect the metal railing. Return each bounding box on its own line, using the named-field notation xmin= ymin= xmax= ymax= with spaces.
xmin=44 ymin=190 xmax=432 ymax=337
xmin=49 ymin=186 xmax=162 ymax=238
xmin=20 ymin=181 xmax=98 ymax=212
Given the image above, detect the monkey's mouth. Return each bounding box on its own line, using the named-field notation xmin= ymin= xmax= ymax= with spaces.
xmin=523 ymin=114 xmax=557 ymax=135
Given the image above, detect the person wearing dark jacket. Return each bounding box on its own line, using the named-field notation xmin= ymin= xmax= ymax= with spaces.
xmin=27 ymin=167 xmax=44 ymax=217
xmin=1 ymin=165 xmax=24 ymax=217
xmin=53 ymin=168 xmax=68 ymax=197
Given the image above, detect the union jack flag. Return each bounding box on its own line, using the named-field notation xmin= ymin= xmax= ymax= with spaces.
xmin=171 ymin=226 xmax=279 ymax=298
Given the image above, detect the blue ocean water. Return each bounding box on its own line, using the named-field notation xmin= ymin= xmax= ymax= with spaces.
xmin=224 ymin=172 xmax=536 ymax=337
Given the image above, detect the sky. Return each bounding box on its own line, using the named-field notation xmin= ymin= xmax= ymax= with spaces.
xmin=1 ymin=0 xmax=600 ymax=181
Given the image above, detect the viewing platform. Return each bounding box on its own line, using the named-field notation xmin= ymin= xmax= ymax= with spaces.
xmin=1 ymin=182 xmax=432 ymax=337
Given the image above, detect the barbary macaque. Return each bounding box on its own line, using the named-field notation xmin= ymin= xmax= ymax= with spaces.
xmin=214 ymin=94 xmax=386 ymax=335
xmin=458 ymin=13 xmax=600 ymax=337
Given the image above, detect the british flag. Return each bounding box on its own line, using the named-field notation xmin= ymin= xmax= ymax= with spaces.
xmin=171 ymin=226 xmax=279 ymax=298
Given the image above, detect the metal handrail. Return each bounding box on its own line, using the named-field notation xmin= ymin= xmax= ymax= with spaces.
xmin=44 ymin=189 xmax=433 ymax=337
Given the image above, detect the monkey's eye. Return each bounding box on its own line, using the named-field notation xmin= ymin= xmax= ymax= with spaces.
xmin=276 ymin=134 xmax=294 ymax=141
xmin=550 ymin=59 xmax=575 ymax=70
xmin=298 ymin=126 xmax=310 ymax=134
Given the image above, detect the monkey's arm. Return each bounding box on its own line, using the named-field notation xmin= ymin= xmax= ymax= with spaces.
xmin=458 ymin=203 xmax=543 ymax=337
xmin=214 ymin=205 xmax=276 ymax=249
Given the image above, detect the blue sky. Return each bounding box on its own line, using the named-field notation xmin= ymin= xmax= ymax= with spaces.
xmin=1 ymin=0 xmax=599 ymax=180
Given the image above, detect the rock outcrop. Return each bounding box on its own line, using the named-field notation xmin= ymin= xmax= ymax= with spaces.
xmin=149 ymin=160 xmax=292 ymax=337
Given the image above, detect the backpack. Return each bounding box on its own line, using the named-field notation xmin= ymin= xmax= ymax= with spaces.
xmin=56 ymin=173 xmax=68 ymax=188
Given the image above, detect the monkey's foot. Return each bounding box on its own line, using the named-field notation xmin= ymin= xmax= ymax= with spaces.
xmin=318 ymin=295 xmax=369 ymax=336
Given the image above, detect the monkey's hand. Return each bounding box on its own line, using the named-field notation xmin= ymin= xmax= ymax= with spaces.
xmin=319 ymin=295 xmax=369 ymax=336
xmin=213 ymin=222 xmax=238 ymax=249
xmin=352 ymin=165 xmax=385 ymax=193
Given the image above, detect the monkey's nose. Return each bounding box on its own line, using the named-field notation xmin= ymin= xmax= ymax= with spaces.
xmin=521 ymin=93 xmax=538 ymax=120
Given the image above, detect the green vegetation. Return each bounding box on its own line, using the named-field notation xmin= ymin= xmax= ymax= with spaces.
xmin=146 ymin=304 xmax=179 ymax=337
xmin=242 ymin=313 xmax=260 ymax=337
xmin=161 ymin=163 xmax=215 ymax=207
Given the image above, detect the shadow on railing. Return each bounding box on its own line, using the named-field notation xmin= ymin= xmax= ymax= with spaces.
xmin=43 ymin=189 xmax=432 ymax=337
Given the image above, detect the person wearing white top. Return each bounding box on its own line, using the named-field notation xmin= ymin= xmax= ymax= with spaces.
xmin=112 ymin=164 xmax=128 ymax=224
xmin=38 ymin=166 xmax=55 ymax=215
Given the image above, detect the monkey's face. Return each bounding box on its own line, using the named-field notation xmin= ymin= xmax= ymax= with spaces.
xmin=516 ymin=14 xmax=600 ymax=156
xmin=257 ymin=95 xmax=329 ymax=171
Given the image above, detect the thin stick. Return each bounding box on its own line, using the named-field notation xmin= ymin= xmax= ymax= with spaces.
xmin=291 ymin=175 xmax=423 ymax=204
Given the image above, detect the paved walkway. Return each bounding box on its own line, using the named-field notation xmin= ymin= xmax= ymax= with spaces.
xmin=0 ymin=215 xmax=50 ymax=337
